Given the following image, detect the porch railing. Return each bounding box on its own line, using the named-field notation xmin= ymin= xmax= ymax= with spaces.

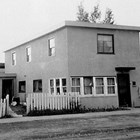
xmin=0 ymin=95 xmax=9 ymax=118
xmin=26 ymin=92 xmax=80 ymax=114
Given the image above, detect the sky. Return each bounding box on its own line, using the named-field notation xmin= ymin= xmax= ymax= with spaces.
xmin=0 ymin=0 xmax=140 ymax=62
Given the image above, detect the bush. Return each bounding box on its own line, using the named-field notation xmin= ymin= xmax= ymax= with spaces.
xmin=27 ymin=104 xmax=129 ymax=116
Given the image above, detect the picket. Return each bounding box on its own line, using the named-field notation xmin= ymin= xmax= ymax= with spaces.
xmin=26 ymin=92 xmax=80 ymax=114
xmin=0 ymin=95 xmax=9 ymax=118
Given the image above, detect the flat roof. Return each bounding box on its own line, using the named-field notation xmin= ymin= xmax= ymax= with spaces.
xmin=5 ymin=20 xmax=140 ymax=52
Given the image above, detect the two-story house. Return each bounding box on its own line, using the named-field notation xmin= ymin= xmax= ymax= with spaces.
xmin=3 ymin=21 xmax=140 ymax=108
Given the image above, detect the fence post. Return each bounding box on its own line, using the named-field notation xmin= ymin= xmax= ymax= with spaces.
xmin=6 ymin=95 xmax=9 ymax=115
xmin=0 ymin=99 xmax=2 ymax=117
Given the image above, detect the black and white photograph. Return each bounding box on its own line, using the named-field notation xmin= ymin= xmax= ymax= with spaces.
xmin=0 ymin=0 xmax=140 ymax=139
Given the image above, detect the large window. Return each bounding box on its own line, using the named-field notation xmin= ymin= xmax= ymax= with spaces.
xmin=97 ymin=34 xmax=114 ymax=54
xmin=26 ymin=46 xmax=31 ymax=62
xmin=49 ymin=78 xmax=67 ymax=95
xmin=48 ymin=38 xmax=55 ymax=56
xmin=70 ymin=77 xmax=117 ymax=96
xmin=12 ymin=52 xmax=16 ymax=65
xmin=19 ymin=81 xmax=26 ymax=93
xmin=33 ymin=79 xmax=42 ymax=92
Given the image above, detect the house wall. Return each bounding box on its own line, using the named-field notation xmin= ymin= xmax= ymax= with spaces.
xmin=67 ymin=27 xmax=140 ymax=108
xmin=5 ymin=28 xmax=68 ymax=102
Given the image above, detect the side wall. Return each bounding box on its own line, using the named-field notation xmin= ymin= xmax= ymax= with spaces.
xmin=5 ymin=28 xmax=68 ymax=102
xmin=67 ymin=27 xmax=140 ymax=108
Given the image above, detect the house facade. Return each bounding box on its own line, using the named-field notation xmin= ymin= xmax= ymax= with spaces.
xmin=4 ymin=21 xmax=140 ymax=108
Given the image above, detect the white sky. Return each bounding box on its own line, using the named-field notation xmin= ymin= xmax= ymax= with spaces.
xmin=0 ymin=0 xmax=140 ymax=62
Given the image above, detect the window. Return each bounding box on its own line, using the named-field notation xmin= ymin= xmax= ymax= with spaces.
xmin=107 ymin=77 xmax=115 ymax=94
xmin=94 ymin=77 xmax=117 ymax=96
xmin=19 ymin=81 xmax=26 ymax=93
xmin=26 ymin=47 xmax=31 ymax=62
xmin=12 ymin=52 xmax=16 ymax=65
xmin=33 ymin=79 xmax=42 ymax=92
xmin=49 ymin=78 xmax=67 ymax=95
xmin=97 ymin=34 xmax=114 ymax=54
xmin=62 ymin=79 xmax=67 ymax=93
xmin=71 ymin=78 xmax=81 ymax=93
xmin=56 ymin=79 xmax=60 ymax=95
xmin=95 ymin=78 xmax=104 ymax=95
xmin=48 ymin=38 xmax=55 ymax=56
xmin=50 ymin=79 xmax=54 ymax=94
xmin=84 ymin=77 xmax=93 ymax=95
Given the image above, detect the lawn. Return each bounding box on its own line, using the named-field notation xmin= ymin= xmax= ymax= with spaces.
xmin=0 ymin=113 xmax=140 ymax=140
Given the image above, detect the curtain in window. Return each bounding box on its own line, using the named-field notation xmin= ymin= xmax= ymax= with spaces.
xmin=107 ymin=78 xmax=115 ymax=94
xmin=96 ymin=78 xmax=104 ymax=94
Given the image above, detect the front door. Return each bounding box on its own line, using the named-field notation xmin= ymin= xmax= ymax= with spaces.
xmin=2 ymin=79 xmax=14 ymax=103
xmin=117 ymin=74 xmax=131 ymax=107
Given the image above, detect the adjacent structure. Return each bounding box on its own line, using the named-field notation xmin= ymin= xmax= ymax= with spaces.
xmin=4 ymin=21 xmax=140 ymax=108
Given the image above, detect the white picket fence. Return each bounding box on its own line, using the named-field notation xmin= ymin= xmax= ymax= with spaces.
xmin=26 ymin=92 xmax=80 ymax=114
xmin=0 ymin=95 xmax=9 ymax=118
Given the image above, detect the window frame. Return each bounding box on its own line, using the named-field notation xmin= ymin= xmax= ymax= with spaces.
xmin=70 ymin=76 xmax=117 ymax=97
xmin=26 ymin=46 xmax=31 ymax=62
xmin=48 ymin=37 xmax=55 ymax=56
xmin=33 ymin=79 xmax=42 ymax=93
xmin=19 ymin=81 xmax=26 ymax=93
xmin=11 ymin=51 xmax=16 ymax=66
xmin=49 ymin=78 xmax=67 ymax=95
xmin=94 ymin=76 xmax=117 ymax=96
xmin=97 ymin=34 xmax=114 ymax=54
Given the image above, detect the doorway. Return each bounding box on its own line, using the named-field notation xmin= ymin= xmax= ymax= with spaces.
xmin=2 ymin=79 xmax=14 ymax=103
xmin=117 ymin=74 xmax=131 ymax=107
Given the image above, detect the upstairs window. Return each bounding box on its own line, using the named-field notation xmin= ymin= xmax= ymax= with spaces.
xmin=12 ymin=52 xmax=16 ymax=65
xmin=26 ymin=46 xmax=31 ymax=62
xmin=48 ymin=38 xmax=55 ymax=56
xmin=97 ymin=34 xmax=114 ymax=54
xmin=33 ymin=79 xmax=42 ymax=92
xmin=19 ymin=81 xmax=26 ymax=93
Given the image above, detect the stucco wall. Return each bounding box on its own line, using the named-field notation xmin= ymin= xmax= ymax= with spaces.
xmin=67 ymin=27 xmax=140 ymax=107
xmin=5 ymin=28 xmax=68 ymax=102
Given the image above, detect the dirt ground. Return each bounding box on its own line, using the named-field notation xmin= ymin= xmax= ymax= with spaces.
xmin=0 ymin=112 xmax=140 ymax=140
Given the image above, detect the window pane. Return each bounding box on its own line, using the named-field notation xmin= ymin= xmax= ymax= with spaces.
xmin=56 ymin=79 xmax=60 ymax=86
xmin=107 ymin=78 xmax=115 ymax=85
xmin=19 ymin=81 xmax=26 ymax=93
xmin=50 ymin=79 xmax=54 ymax=87
xmin=96 ymin=78 xmax=104 ymax=85
xmin=49 ymin=38 xmax=55 ymax=48
xmin=62 ymin=87 xmax=67 ymax=92
xmin=108 ymin=86 xmax=115 ymax=94
xmin=51 ymin=88 xmax=54 ymax=94
xmin=62 ymin=79 xmax=66 ymax=86
xmin=97 ymin=35 xmax=113 ymax=53
xmin=33 ymin=80 xmax=42 ymax=92
xmin=84 ymin=77 xmax=93 ymax=95
xmin=96 ymin=87 xmax=104 ymax=94
xmin=72 ymin=78 xmax=80 ymax=86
